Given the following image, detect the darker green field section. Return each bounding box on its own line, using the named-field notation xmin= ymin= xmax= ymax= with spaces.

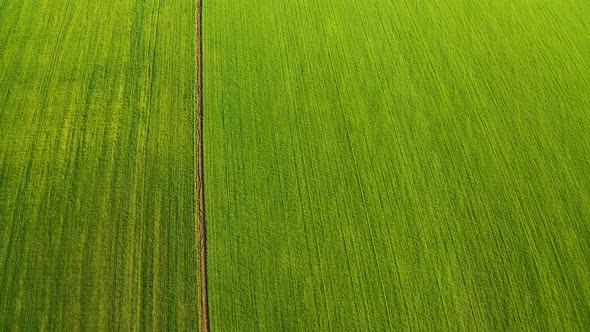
xmin=0 ymin=0 xmax=198 ymax=329
xmin=204 ymin=0 xmax=590 ymax=330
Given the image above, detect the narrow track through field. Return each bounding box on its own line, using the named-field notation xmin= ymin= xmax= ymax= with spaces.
xmin=195 ymin=0 xmax=209 ymax=330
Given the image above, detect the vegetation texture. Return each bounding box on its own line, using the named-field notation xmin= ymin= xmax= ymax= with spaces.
xmin=0 ymin=0 xmax=199 ymax=329
xmin=204 ymin=0 xmax=590 ymax=330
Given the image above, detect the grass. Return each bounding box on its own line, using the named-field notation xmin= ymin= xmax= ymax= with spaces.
xmin=0 ymin=0 xmax=199 ymax=329
xmin=203 ymin=0 xmax=590 ymax=330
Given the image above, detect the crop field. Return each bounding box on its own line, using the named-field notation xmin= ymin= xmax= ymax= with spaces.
xmin=204 ymin=0 xmax=590 ymax=330
xmin=2 ymin=0 xmax=590 ymax=331
xmin=0 ymin=0 xmax=199 ymax=330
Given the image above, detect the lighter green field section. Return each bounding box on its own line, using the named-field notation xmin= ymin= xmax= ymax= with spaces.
xmin=0 ymin=0 xmax=198 ymax=329
xmin=204 ymin=0 xmax=590 ymax=330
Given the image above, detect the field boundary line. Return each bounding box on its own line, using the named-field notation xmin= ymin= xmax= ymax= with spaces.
xmin=195 ymin=0 xmax=209 ymax=330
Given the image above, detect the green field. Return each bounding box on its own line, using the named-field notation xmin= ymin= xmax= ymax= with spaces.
xmin=204 ymin=0 xmax=590 ymax=330
xmin=2 ymin=0 xmax=590 ymax=330
xmin=0 ymin=0 xmax=199 ymax=329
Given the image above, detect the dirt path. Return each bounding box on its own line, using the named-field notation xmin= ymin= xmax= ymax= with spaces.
xmin=195 ymin=0 xmax=209 ymax=330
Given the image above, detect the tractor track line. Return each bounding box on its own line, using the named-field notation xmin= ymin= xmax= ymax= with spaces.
xmin=195 ymin=0 xmax=209 ymax=330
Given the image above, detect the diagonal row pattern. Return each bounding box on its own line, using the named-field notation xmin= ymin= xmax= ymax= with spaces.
xmin=203 ymin=0 xmax=590 ymax=330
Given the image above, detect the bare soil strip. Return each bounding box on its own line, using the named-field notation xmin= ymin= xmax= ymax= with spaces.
xmin=195 ymin=0 xmax=209 ymax=330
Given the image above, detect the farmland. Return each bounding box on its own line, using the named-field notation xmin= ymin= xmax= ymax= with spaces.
xmin=0 ymin=0 xmax=199 ymax=329
xmin=203 ymin=0 xmax=590 ymax=330
xmin=2 ymin=0 xmax=590 ymax=330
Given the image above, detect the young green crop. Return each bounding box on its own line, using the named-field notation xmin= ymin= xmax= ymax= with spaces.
xmin=2 ymin=0 xmax=590 ymax=329
xmin=0 ymin=0 xmax=199 ymax=329
xmin=203 ymin=0 xmax=590 ymax=329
